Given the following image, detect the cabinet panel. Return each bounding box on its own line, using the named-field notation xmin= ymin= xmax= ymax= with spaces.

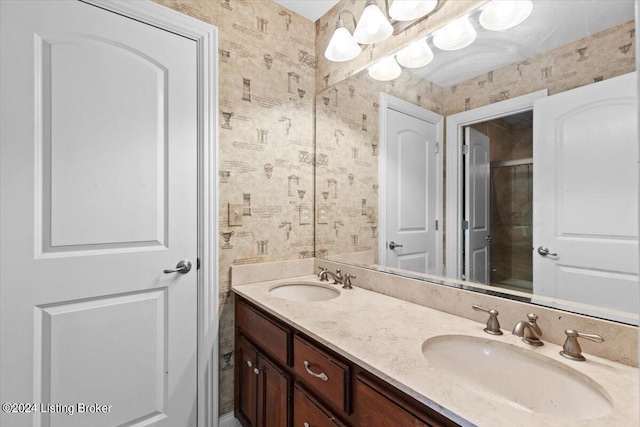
xmin=237 ymin=298 xmax=291 ymax=366
xmin=237 ymin=336 xmax=259 ymax=427
xmin=258 ymin=355 xmax=291 ymax=427
xmin=293 ymin=385 xmax=346 ymax=427
xmin=293 ymin=335 xmax=350 ymax=414
xmin=356 ymin=375 xmax=457 ymax=427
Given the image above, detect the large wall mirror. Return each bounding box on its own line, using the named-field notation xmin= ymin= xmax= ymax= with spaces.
xmin=315 ymin=0 xmax=638 ymax=325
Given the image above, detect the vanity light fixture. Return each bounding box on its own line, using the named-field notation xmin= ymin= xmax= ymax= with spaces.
xmin=432 ymin=15 xmax=477 ymax=51
xmin=353 ymin=0 xmax=394 ymax=45
xmin=479 ymin=0 xmax=533 ymax=31
xmin=368 ymin=55 xmax=402 ymax=81
xmin=395 ymin=37 xmax=434 ymax=68
xmin=389 ymin=0 xmax=438 ymax=22
xmin=324 ymin=11 xmax=362 ymax=62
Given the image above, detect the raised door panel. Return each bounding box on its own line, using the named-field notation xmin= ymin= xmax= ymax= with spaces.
xmin=258 ymin=355 xmax=290 ymax=427
xmin=236 ymin=336 xmax=259 ymax=427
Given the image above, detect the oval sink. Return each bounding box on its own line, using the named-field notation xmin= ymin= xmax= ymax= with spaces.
xmin=268 ymin=282 xmax=340 ymax=302
xmin=422 ymin=335 xmax=613 ymax=420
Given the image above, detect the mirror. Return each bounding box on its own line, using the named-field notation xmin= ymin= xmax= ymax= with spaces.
xmin=315 ymin=0 xmax=638 ymax=325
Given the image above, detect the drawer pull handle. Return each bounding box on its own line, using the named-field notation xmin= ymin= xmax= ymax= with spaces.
xmin=304 ymin=423 xmax=310 ymax=427
xmin=303 ymin=361 xmax=328 ymax=382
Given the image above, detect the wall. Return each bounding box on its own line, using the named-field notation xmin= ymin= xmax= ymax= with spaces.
xmin=153 ymin=0 xmax=315 ymax=414
xmin=315 ymin=70 xmax=443 ymax=261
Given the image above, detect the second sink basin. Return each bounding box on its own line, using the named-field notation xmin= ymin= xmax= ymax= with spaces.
xmin=422 ymin=335 xmax=613 ymax=420
xmin=269 ymin=282 xmax=340 ymax=302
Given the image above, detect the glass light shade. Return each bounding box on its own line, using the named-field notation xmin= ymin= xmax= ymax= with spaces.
xmin=479 ymin=0 xmax=533 ymax=31
xmin=368 ymin=56 xmax=402 ymax=81
xmin=389 ymin=0 xmax=437 ymax=21
xmin=353 ymin=2 xmax=394 ymax=44
xmin=324 ymin=21 xmax=362 ymax=62
xmin=432 ymin=16 xmax=477 ymax=51
xmin=395 ymin=38 xmax=434 ymax=68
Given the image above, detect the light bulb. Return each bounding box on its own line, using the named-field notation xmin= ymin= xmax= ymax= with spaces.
xmin=479 ymin=0 xmax=533 ymax=31
xmin=432 ymin=15 xmax=477 ymax=51
xmin=353 ymin=1 xmax=393 ymax=44
xmin=368 ymin=55 xmax=402 ymax=81
xmin=396 ymin=38 xmax=434 ymax=68
xmin=325 ymin=19 xmax=362 ymax=62
xmin=389 ymin=0 xmax=437 ymax=21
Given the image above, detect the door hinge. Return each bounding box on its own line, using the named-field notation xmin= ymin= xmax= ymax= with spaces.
xmin=462 ymin=144 xmax=470 ymax=155
xmin=435 ymin=142 xmax=440 ymax=154
xmin=435 ymin=220 xmax=439 ymax=231
xmin=197 ymin=258 xmax=201 ymax=270
xmin=462 ymin=220 xmax=469 ymax=230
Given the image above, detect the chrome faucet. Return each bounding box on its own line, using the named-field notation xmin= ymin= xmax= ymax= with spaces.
xmin=512 ymin=313 xmax=543 ymax=346
xmin=318 ymin=267 xmax=343 ymax=285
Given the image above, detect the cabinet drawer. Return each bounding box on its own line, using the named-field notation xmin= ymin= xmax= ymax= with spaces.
xmin=236 ymin=298 xmax=291 ymax=366
xmin=294 ymin=384 xmax=346 ymax=427
xmin=293 ymin=335 xmax=350 ymax=413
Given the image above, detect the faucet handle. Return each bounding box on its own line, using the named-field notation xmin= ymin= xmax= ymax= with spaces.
xmin=472 ymin=305 xmax=503 ymax=335
xmin=343 ymin=274 xmax=356 ymax=289
xmin=560 ymin=329 xmax=604 ymax=361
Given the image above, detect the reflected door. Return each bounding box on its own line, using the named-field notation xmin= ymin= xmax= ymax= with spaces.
xmin=464 ymin=127 xmax=491 ymax=284
xmin=533 ymin=72 xmax=638 ymax=313
xmin=385 ymin=108 xmax=439 ymax=274
xmin=0 ymin=2 xmax=198 ymax=426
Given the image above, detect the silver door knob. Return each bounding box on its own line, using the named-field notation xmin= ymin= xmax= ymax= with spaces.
xmin=163 ymin=260 xmax=192 ymax=274
xmin=537 ymin=246 xmax=557 ymax=256
xmin=388 ymin=241 xmax=403 ymax=250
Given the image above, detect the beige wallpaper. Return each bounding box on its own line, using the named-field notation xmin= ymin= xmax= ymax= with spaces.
xmin=315 ymin=0 xmax=487 ymax=92
xmin=315 ymin=70 xmax=443 ymax=261
xmin=444 ymin=20 xmax=636 ymax=114
xmin=153 ymin=0 xmax=315 ymax=414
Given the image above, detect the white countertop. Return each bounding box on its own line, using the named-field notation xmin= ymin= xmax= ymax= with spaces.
xmin=232 ymin=275 xmax=639 ymax=427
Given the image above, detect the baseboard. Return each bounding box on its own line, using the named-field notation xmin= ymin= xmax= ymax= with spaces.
xmin=219 ymin=412 xmax=242 ymax=427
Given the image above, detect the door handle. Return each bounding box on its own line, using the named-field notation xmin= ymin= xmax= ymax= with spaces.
xmin=163 ymin=260 xmax=192 ymax=274
xmin=388 ymin=241 xmax=403 ymax=250
xmin=537 ymin=246 xmax=558 ymax=257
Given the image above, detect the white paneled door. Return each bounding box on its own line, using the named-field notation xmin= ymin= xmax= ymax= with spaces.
xmin=533 ymin=72 xmax=638 ymax=313
xmin=384 ymin=107 xmax=440 ymax=274
xmin=464 ymin=127 xmax=491 ymax=284
xmin=1 ymin=1 xmax=199 ymax=426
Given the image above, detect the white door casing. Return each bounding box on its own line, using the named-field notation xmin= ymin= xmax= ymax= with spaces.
xmin=446 ymin=90 xmax=548 ymax=279
xmin=464 ymin=127 xmax=491 ymax=284
xmin=533 ymin=72 xmax=639 ymax=314
xmin=0 ymin=1 xmax=219 ymax=426
xmin=379 ymin=93 xmax=442 ymax=275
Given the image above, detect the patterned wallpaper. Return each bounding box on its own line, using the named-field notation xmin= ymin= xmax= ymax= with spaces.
xmin=315 ymin=70 xmax=443 ymax=261
xmin=153 ymin=0 xmax=315 ymax=414
xmin=315 ymin=0 xmax=487 ymax=92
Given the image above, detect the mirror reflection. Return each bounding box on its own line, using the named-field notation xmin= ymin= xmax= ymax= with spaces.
xmin=315 ymin=0 xmax=638 ymax=325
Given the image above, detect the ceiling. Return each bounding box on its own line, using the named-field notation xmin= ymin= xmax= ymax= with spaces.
xmin=272 ymin=0 xmax=338 ymax=22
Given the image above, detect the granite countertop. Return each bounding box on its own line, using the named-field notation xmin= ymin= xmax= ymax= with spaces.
xmin=232 ymin=275 xmax=639 ymax=427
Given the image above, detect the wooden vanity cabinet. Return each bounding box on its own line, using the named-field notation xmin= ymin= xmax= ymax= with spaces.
xmin=236 ymin=335 xmax=291 ymax=427
xmin=234 ymin=295 xmax=460 ymax=427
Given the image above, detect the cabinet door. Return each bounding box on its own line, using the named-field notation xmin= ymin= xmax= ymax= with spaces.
xmin=356 ymin=375 xmax=455 ymax=427
xmin=258 ymin=354 xmax=291 ymax=427
xmin=237 ymin=335 xmax=259 ymax=426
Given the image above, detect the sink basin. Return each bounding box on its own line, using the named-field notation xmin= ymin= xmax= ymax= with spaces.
xmin=268 ymin=282 xmax=340 ymax=302
xmin=422 ymin=335 xmax=613 ymax=420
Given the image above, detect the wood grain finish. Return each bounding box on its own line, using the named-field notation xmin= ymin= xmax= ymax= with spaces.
xmin=236 ymin=298 xmax=291 ymax=366
xmin=293 ymin=384 xmax=347 ymax=427
xmin=293 ymin=335 xmax=351 ymax=414
xmin=356 ymin=374 xmax=460 ymax=427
